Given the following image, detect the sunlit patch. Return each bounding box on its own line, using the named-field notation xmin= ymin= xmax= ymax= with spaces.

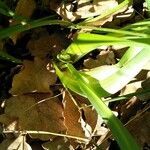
xmin=21 ymin=21 xmax=27 ymax=25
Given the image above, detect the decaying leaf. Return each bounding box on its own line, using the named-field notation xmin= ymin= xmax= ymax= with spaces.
xmin=42 ymin=137 xmax=71 ymax=150
xmin=63 ymin=91 xmax=85 ymax=138
xmin=0 ymin=93 xmax=66 ymax=140
xmin=119 ymin=97 xmax=142 ymax=123
xmin=10 ymin=57 xmax=57 ymax=95
xmin=68 ymin=94 xmax=98 ymax=138
xmin=82 ymin=106 xmax=97 ymax=134
xmin=27 ymin=29 xmax=69 ymax=58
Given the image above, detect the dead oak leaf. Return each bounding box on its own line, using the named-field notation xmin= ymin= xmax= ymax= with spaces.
xmin=82 ymin=106 xmax=97 ymax=134
xmin=10 ymin=57 xmax=57 ymax=95
xmin=0 ymin=93 xmax=66 ymax=141
xmin=63 ymin=91 xmax=85 ymax=138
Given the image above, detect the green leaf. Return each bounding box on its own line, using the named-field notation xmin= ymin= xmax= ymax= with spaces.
xmin=0 ymin=17 xmax=71 ymax=39
xmin=146 ymin=0 xmax=150 ymax=11
xmin=0 ymin=51 xmax=22 ymax=64
xmin=54 ymin=63 xmax=109 ymax=98
xmin=64 ymin=33 xmax=133 ymax=62
xmin=85 ymin=47 xmax=150 ymax=94
xmin=0 ymin=0 xmax=14 ymax=17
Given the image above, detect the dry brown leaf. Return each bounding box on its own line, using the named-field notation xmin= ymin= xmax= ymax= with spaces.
xmin=63 ymin=91 xmax=85 ymax=138
xmin=10 ymin=57 xmax=57 ymax=95
xmin=84 ymin=50 xmax=116 ymax=69
xmin=82 ymin=106 xmax=97 ymax=133
xmin=119 ymin=97 xmax=142 ymax=123
xmin=27 ymin=29 xmax=69 ymax=58
xmin=0 ymin=93 xmax=66 ymax=140
xmin=42 ymin=137 xmax=71 ymax=150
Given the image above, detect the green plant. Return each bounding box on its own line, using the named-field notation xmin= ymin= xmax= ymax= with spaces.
xmin=0 ymin=1 xmax=149 ymax=149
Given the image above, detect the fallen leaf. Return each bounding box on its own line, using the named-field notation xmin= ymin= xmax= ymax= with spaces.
xmin=10 ymin=57 xmax=57 ymax=95
xmin=119 ymin=97 xmax=142 ymax=123
xmin=0 ymin=93 xmax=66 ymax=140
xmin=63 ymin=91 xmax=85 ymax=138
xmin=82 ymin=106 xmax=97 ymax=133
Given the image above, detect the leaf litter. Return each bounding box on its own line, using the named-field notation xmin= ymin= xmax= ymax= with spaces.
xmin=0 ymin=0 xmax=150 ymax=149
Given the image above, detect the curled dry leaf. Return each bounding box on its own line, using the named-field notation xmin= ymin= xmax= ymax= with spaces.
xmin=10 ymin=57 xmax=57 ymax=95
xmin=0 ymin=93 xmax=66 ymax=140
